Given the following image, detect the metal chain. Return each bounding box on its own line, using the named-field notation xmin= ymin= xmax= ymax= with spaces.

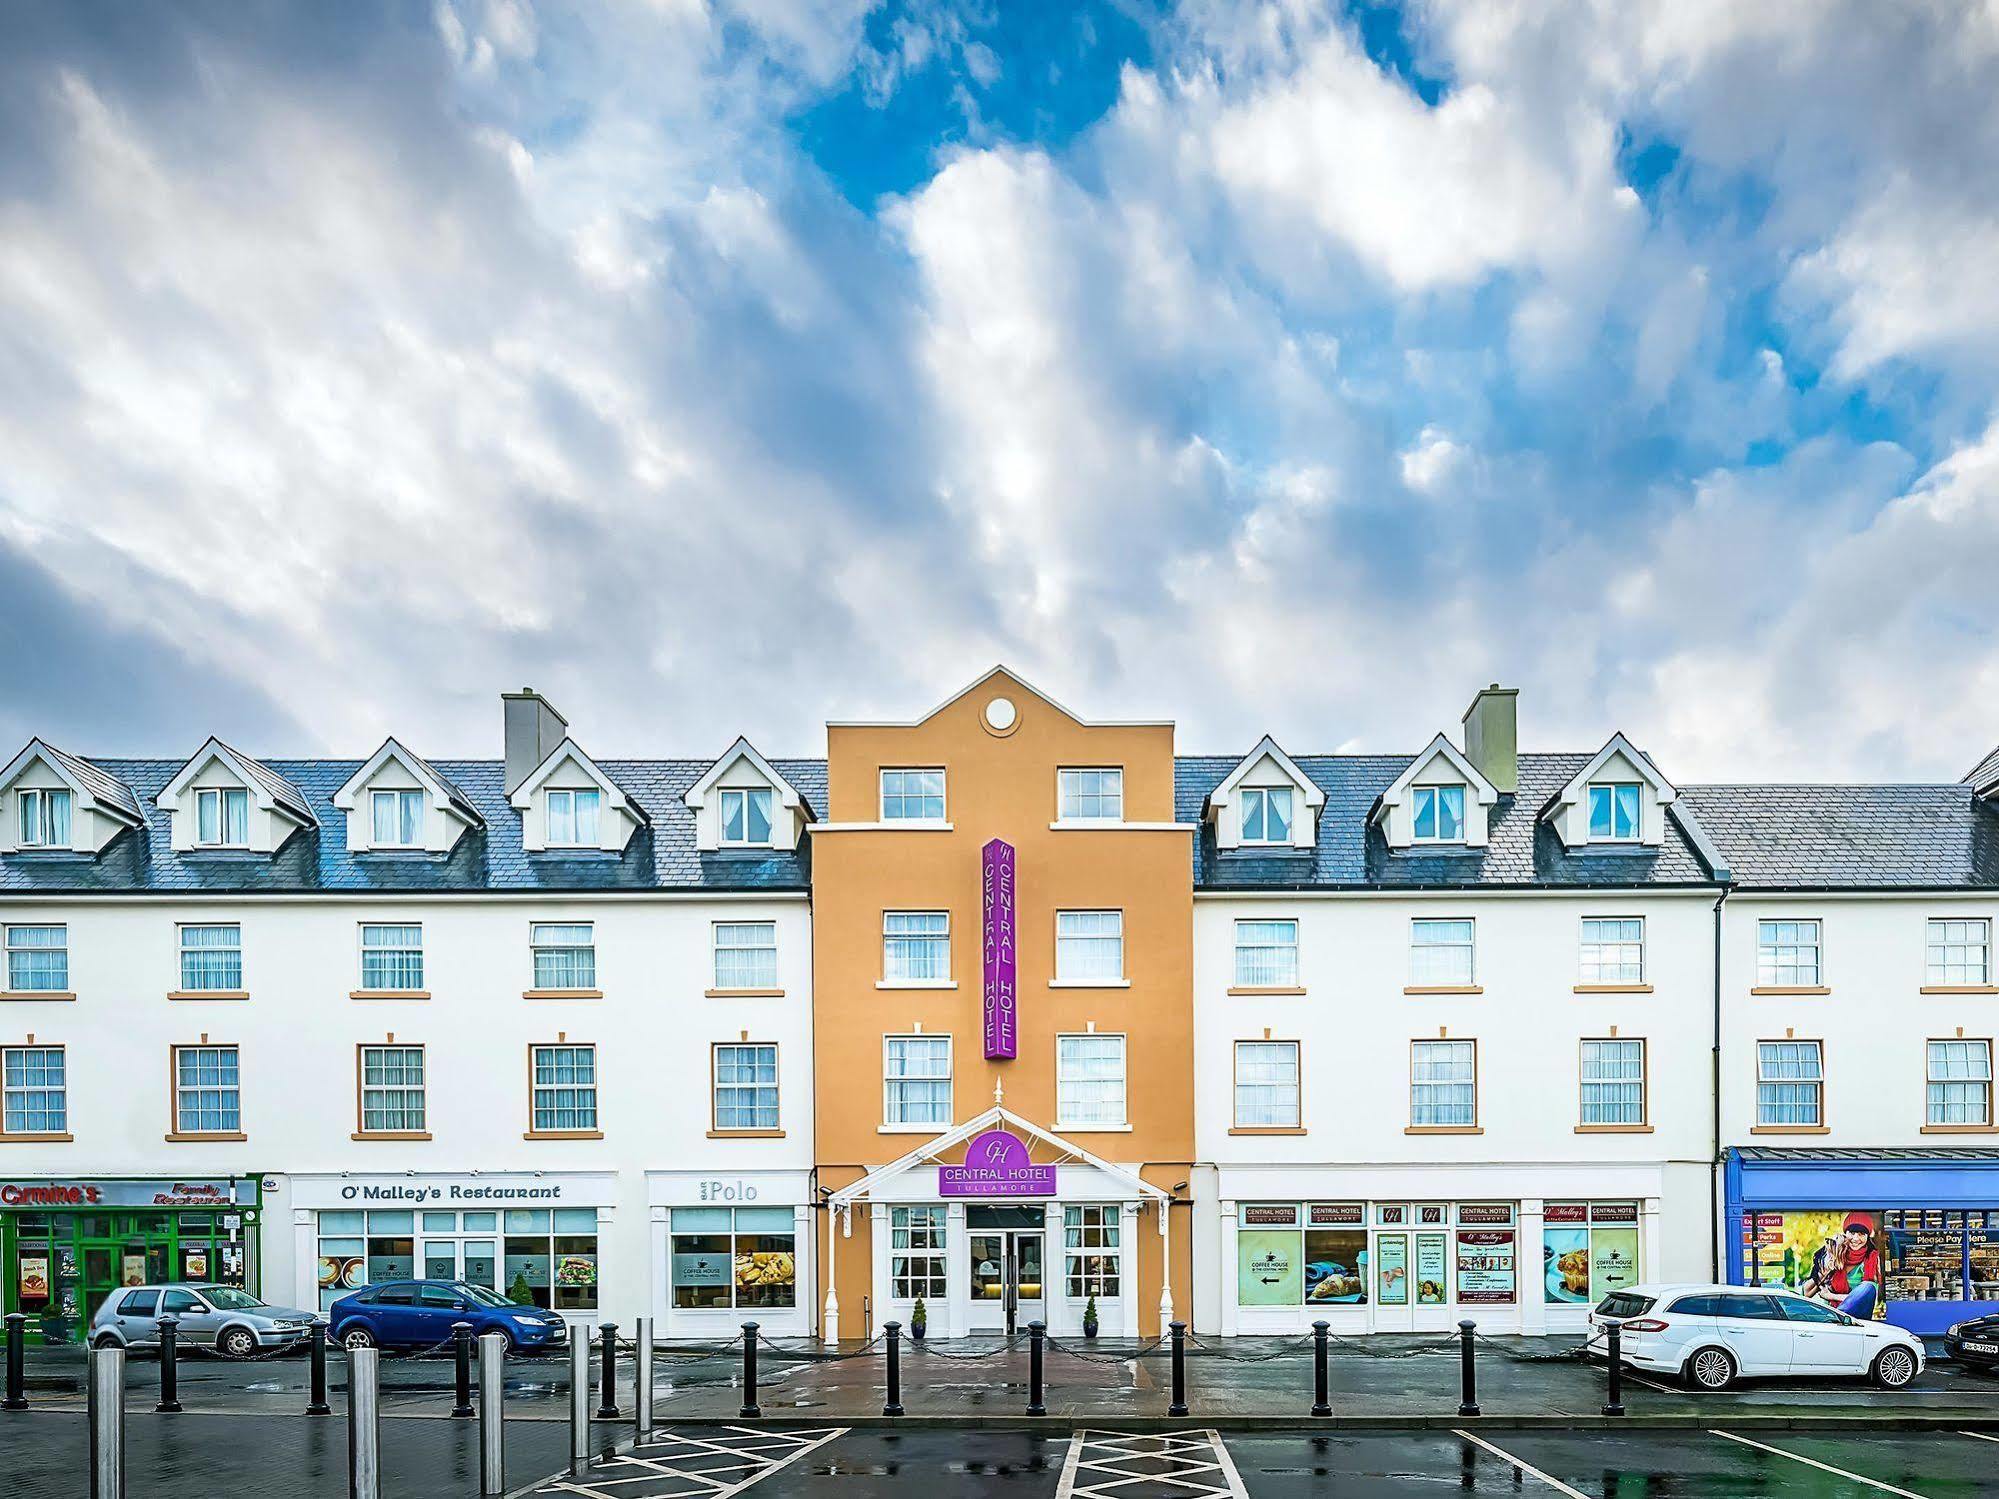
xmin=1043 ymin=1335 xmax=1167 ymax=1365
xmin=757 ymin=1330 xmax=885 ymax=1364
xmin=904 ymin=1333 xmax=1026 ymax=1361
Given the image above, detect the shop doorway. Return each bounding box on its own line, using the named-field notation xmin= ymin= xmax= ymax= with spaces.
xmin=79 ymin=1216 xmax=172 ymax=1323
xmin=419 ymin=1237 xmax=499 ymax=1290
xmin=967 ymin=1207 xmax=1045 ymax=1334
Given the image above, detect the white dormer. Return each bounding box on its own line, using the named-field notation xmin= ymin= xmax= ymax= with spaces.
xmin=332 ymin=738 xmax=484 ymax=855
xmin=1372 ymin=733 xmax=1500 ymax=850
xmin=1543 ymin=733 xmax=1676 ymax=850
xmin=510 ymin=739 xmax=648 ymax=853
xmin=683 ymin=737 xmax=813 ymax=852
xmin=1206 ymin=735 xmax=1325 ymax=852
xmin=0 ymin=740 xmax=145 ymax=856
xmin=155 ymin=738 xmax=317 ymax=854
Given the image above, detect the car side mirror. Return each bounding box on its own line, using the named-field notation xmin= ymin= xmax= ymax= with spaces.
xmin=453 ymin=1300 xmax=468 ymax=1311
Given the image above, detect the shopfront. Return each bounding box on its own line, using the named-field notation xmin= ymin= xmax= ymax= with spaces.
xmin=649 ymin=1170 xmax=811 ymax=1339
xmin=1 ymin=1177 xmax=262 ymax=1343
xmin=285 ymin=1172 xmax=615 ymax=1327
xmin=1725 ymin=1146 xmax=1999 ymax=1336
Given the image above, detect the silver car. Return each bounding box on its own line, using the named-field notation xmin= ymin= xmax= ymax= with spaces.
xmin=90 ymin=1283 xmax=318 ymax=1359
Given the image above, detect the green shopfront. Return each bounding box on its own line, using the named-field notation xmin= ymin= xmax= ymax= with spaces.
xmin=1 ymin=1176 xmax=263 ymax=1343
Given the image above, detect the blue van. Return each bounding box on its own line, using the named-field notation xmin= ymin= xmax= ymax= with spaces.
xmin=327 ymin=1280 xmax=569 ymax=1352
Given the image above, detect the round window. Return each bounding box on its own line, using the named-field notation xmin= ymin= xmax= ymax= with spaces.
xmin=984 ymin=696 xmax=1018 ymax=732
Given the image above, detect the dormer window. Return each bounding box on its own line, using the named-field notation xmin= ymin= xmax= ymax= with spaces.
xmin=1587 ymin=783 xmax=1641 ymax=842
xmin=195 ymin=787 xmax=250 ymax=847
xmin=546 ymin=788 xmax=601 ymax=847
xmin=1411 ymin=785 xmax=1465 ymax=843
xmin=720 ymin=787 xmax=773 ymax=846
xmin=370 ymin=789 xmax=424 ymax=848
xmin=17 ymin=789 xmax=71 ymax=848
xmin=1240 ymin=787 xmax=1293 ymax=845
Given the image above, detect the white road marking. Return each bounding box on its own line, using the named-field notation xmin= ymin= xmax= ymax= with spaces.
xmin=1709 ymin=1430 xmax=1930 ymax=1497
xmin=1958 ymin=1429 xmax=1999 ymax=1444
xmin=1058 ymin=1429 xmax=1246 ymax=1499
xmin=1449 ymin=1429 xmax=1590 ymax=1499
xmin=533 ymin=1425 xmax=846 ymax=1498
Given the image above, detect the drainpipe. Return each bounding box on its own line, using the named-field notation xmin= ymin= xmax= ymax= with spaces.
xmin=1710 ymin=888 xmax=1725 ymax=1283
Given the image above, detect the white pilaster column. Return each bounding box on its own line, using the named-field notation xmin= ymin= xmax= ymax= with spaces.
xmin=291 ymin=1208 xmax=316 ymax=1315
xmin=1518 ymin=1199 xmax=1546 ymax=1335
xmin=1642 ymin=1197 xmax=1662 ymax=1288
xmin=792 ymin=1203 xmax=813 ymax=1338
xmin=1218 ymin=1202 xmax=1239 ymax=1337
xmin=945 ymin=1201 xmax=968 ymax=1339
xmin=868 ymin=1203 xmax=890 ymax=1344
xmin=650 ymin=1206 xmax=669 ymax=1335
xmin=1121 ymin=1202 xmax=1143 ymax=1338
xmin=1042 ymin=1200 xmax=1064 ymax=1335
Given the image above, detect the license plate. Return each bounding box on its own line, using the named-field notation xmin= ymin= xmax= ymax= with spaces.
xmin=1963 ymin=1340 xmax=1999 ymax=1354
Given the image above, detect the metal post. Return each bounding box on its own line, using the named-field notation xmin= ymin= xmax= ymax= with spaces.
xmin=1310 ymin=1320 xmax=1331 ymax=1418
xmin=88 ymin=1344 xmax=125 ymax=1499
xmin=1167 ymin=1320 xmax=1188 ymax=1418
xmin=451 ymin=1322 xmax=475 ymax=1419
xmin=882 ymin=1320 xmax=903 ymax=1418
xmin=1025 ymin=1320 xmax=1045 ymax=1417
xmin=478 ymin=1332 xmax=506 ymax=1497
xmin=569 ymin=1335 xmax=591 ymax=1474
xmin=347 ymin=1345 xmax=381 ymax=1499
xmin=154 ymin=1317 xmax=182 ymax=1414
xmin=739 ymin=1321 xmax=760 ymax=1419
xmin=1602 ymin=1322 xmax=1625 ymax=1418
xmin=306 ymin=1320 xmax=331 ymax=1416
xmin=3 ymin=1312 xmax=25 ymax=1410
xmin=1456 ymin=1320 xmax=1480 ymax=1418
xmin=633 ymin=1317 xmax=654 ymax=1439
xmin=596 ymin=1322 xmax=619 ymax=1419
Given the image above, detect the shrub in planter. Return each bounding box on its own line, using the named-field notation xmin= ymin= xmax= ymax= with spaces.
xmin=1083 ymin=1295 xmax=1100 ymax=1339
xmin=507 ymin=1270 xmax=537 ymax=1307
xmin=910 ymin=1298 xmax=927 ymax=1341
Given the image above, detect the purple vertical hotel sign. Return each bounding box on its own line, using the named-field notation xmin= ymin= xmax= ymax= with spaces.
xmin=982 ymin=837 xmax=1018 ymax=1059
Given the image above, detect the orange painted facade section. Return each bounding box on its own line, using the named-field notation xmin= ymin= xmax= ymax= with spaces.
xmin=810 ymin=669 xmax=1195 ymax=1337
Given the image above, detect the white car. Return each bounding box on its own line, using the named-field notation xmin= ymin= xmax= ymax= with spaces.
xmin=1590 ymin=1282 xmax=1924 ymax=1391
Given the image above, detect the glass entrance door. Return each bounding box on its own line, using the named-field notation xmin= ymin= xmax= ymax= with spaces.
xmin=968 ymin=1230 xmax=1044 ymax=1334
xmin=420 ymin=1238 xmax=499 ymax=1291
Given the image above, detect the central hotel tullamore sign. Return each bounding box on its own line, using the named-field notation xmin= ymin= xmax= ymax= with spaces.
xmin=982 ymin=837 xmax=1017 ymax=1060
xmin=939 ymin=1129 xmax=1056 ymax=1198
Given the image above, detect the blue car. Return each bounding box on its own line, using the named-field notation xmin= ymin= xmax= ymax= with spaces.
xmin=327 ymin=1280 xmax=569 ymax=1352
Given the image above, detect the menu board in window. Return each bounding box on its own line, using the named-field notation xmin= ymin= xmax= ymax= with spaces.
xmin=1455 ymin=1230 xmax=1516 ymax=1304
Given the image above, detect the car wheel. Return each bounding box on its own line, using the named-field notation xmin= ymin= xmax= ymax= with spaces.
xmin=218 ymin=1326 xmax=259 ymax=1359
xmin=1872 ymin=1346 xmax=1918 ymax=1389
xmin=1685 ymin=1346 xmax=1737 ymax=1391
xmin=339 ymin=1327 xmax=377 ymax=1350
xmin=93 ymin=1333 xmax=122 ymax=1351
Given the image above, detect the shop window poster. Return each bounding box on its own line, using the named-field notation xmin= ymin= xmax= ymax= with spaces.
xmin=1743 ymin=1210 xmax=1884 ymax=1319
xmin=1303 ymin=1229 xmax=1368 ymax=1304
xmin=1416 ymin=1235 xmax=1448 ymax=1304
xmin=1543 ymin=1223 xmax=1592 ymax=1304
xmin=1455 ymin=1230 xmax=1517 ymax=1304
xmin=1376 ymin=1236 xmax=1409 ymax=1304
xmin=1238 ymin=1230 xmax=1302 ymax=1305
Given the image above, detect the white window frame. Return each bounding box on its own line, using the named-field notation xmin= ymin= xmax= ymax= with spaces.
xmin=2 ymin=1045 xmax=67 ymax=1137
xmin=1755 ymin=1040 xmax=1824 ymax=1128
xmin=1927 ymin=1039 xmax=1993 ymax=1127
xmin=1757 ymin=919 xmax=1823 ymax=988
xmin=882 ymin=910 xmax=950 ymax=984
xmin=713 ymin=921 xmax=778 ymax=990
xmin=1579 ymin=917 xmax=1645 ymax=985
xmin=1232 ymin=1039 xmax=1300 ymax=1128
xmin=4 ymin=924 xmax=69 ymax=993
xmin=1238 ymin=786 xmax=1295 ymax=846
xmin=1057 ymin=767 xmax=1124 ymax=823
xmin=889 ymin=1206 xmax=947 ymax=1300
xmin=172 ymin=1043 xmax=242 ymax=1136
xmin=369 ymin=788 xmax=425 ymax=848
xmin=358 ymin=1044 xmax=427 ymax=1134
xmin=1410 ymin=1039 xmax=1478 ymax=1128
xmin=530 ymin=1043 xmax=598 ymax=1133
xmin=1055 ymin=1033 xmax=1128 ymax=1128
xmin=1587 ymin=782 xmax=1642 ymax=842
xmin=719 ymin=786 xmax=775 ymax=847
xmin=17 ymin=787 xmax=72 ymax=848
xmin=194 ymin=786 xmax=251 ymax=848
xmin=1927 ymin=918 xmax=1993 ymax=987
xmin=878 ymin=768 xmax=946 ymax=823
xmin=1054 ymin=910 xmax=1125 ymax=984
xmin=882 ymin=1034 xmax=952 ymax=1127
xmin=1410 ymin=784 xmax=1466 ymax=844
xmin=712 ymin=1042 xmax=779 ymax=1131
xmin=358 ymin=923 xmax=425 ymax=992
xmin=1579 ymin=1038 xmax=1647 ymax=1126
xmin=1409 ymin=917 xmax=1476 ymax=987
xmin=1233 ymin=918 xmax=1299 ymax=988
xmin=1062 ymin=1204 xmax=1122 ymax=1300
xmin=544 ymin=788 xmax=602 ymax=848
xmin=530 ymin=922 xmax=596 ymax=992
xmin=177 ymin=923 xmax=244 ymax=992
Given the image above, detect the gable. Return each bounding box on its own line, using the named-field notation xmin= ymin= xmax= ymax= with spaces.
xmin=1205 ymin=735 xmax=1325 ymax=852
xmin=684 ymin=738 xmax=813 ymax=851
xmin=510 ymin=739 xmax=650 ymax=853
xmin=332 ymin=738 xmax=483 ymax=854
xmin=154 ymin=738 xmax=315 ymax=854
xmin=0 ymin=741 xmax=143 ymax=856
xmin=1371 ymin=733 xmax=1500 ymax=849
xmin=1543 ymin=734 xmax=1676 ymax=849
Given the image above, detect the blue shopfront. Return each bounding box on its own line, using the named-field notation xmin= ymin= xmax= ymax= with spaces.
xmin=1725 ymin=1147 xmax=1999 ymax=1337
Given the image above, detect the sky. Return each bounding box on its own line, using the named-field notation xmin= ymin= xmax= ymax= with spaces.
xmin=2 ymin=0 xmax=1997 ymax=780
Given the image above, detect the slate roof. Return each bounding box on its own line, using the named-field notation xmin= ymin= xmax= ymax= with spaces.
xmin=210 ymin=740 xmax=318 ymax=826
xmin=380 ymin=742 xmax=484 ymax=828
xmin=0 ymin=756 xmax=823 ymax=894
xmin=1676 ymin=784 xmax=1999 ymax=890
xmin=1176 ymin=751 xmax=1717 ymax=889
xmin=1967 ymin=744 xmax=1999 ymax=793
xmin=30 ymin=740 xmax=144 ymax=825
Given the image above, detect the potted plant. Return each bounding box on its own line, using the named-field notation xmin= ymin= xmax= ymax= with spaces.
xmin=507 ymin=1270 xmax=536 ymax=1307
xmin=909 ymin=1298 xmax=927 ymax=1342
xmin=1082 ymin=1295 xmax=1100 ymax=1340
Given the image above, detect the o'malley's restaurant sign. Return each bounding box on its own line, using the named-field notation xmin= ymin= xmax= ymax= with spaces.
xmin=940 ymin=1129 xmax=1055 ymax=1198
xmin=983 ymin=837 xmax=1017 ymax=1060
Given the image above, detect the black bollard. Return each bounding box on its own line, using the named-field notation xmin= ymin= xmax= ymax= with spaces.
xmin=155 ymin=1317 xmax=183 ymax=1414
xmin=1310 ymin=1320 xmax=1331 ymax=1418
xmin=3 ymin=1311 xmax=26 ymax=1410
xmin=451 ymin=1323 xmax=475 ymax=1419
xmin=306 ymin=1320 xmax=331 ymax=1416
xmin=1026 ymin=1320 xmax=1046 ymax=1416
xmin=1602 ymin=1322 xmax=1625 ymax=1418
xmin=1456 ymin=1320 xmax=1480 ymax=1418
xmin=882 ymin=1320 xmax=904 ymax=1418
xmin=1168 ymin=1320 xmax=1188 ymax=1418
xmin=596 ymin=1323 xmax=619 ymax=1419
xmin=739 ymin=1322 xmax=760 ymax=1419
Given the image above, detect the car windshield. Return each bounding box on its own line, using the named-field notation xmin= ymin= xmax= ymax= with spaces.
xmin=459 ymin=1284 xmax=516 ymax=1308
xmin=198 ymin=1287 xmax=266 ymax=1311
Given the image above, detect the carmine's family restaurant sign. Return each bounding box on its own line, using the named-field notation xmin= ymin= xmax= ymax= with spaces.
xmin=982 ymin=838 xmax=1018 ymax=1060
xmin=0 ymin=1179 xmax=243 ymax=1208
xmin=939 ymin=1129 xmax=1056 ymax=1198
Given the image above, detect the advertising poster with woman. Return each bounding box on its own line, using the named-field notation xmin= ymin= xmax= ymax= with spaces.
xmin=1744 ymin=1209 xmax=1884 ymax=1319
